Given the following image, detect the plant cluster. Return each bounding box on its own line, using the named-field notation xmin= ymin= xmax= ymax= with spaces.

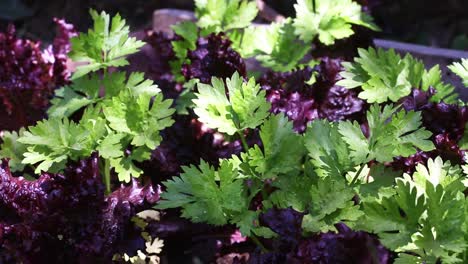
xmin=1 ymin=0 xmax=468 ymax=263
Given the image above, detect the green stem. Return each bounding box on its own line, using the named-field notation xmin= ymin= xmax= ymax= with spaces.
xmin=250 ymin=235 xmax=268 ymax=253
xmin=261 ymin=186 xmax=268 ymax=201
xmin=237 ymin=131 xmax=249 ymax=152
xmin=350 ymin=164 xmax=366 ymax=186
xmin=104 ymin=159 xmax=111 ymax=194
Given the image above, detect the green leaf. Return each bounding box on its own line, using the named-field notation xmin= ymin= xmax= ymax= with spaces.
xmin=170 ymin=21 xmax=199 ymax=81
xmin=156 ymin=160 xmax=250 ymax=226
xmin=48 ymin=87 xmax=94 ymax=118
xmin=360 ymin=157 xmax=468 ymax=261
xmin=338 ymin=48 xmax=457 ymax=103
xmin=360 ymin=178 xmax=425 ymax=250
xmin=293 ymin=0 xmax=379 ymax=45
xmin=415 ymin=184 xmax=466 ymax=263
xmin=195 ymin=0 xmax=258 ymax=32
xmin=302 ymin=176 xmax=362 ymax=233
xmin=110 ymin=156 xmax=143 ymax=183
xmin=409 ymin=157 xmax=466 ymax=194
xmin=0 ymin=129 xmax=27 ymax=172
xmin=125 ymin=72 xmax=161 ymax=97
xmin=353 ymin=164 xmax=401 ymax=201
xmin=103 ymin=91 xmax=175 ymax=149
xmin=97 ymin=133 xmax=125 ymax=159
xmin=449 ymin=59 xmax=468 ymax=87
xmin=172 ymin=21 xmax=198 ymax=48
xmin=232 ymin=19 xmax=311 ymax=72
xmin=18 ymin=118 xmax=96 ymax=173
xmin=246 ymin=114 xmax=305 ymax=179
xmin=338 ymin=104 xmax=434 ymax=163
xmin=420 ymin=64 xmax=457 ymax=103
xmin=67 ymin=73 xmax=103 ymax=99
xmin=175 ymin=79 xmax=198 ymax=115
xmin=269 ymin=173 xmax=315 ymax=212
xmin=305 ymin=119 xmax=354 ymax=177
xmin=69 ymin=9 xmax=145 ymax=78
xmin=193 ymin=72 xmax=271 ymax=135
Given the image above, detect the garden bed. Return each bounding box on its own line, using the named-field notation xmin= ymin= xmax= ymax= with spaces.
xmin=1 ymin=1 xmax=468 ymax=263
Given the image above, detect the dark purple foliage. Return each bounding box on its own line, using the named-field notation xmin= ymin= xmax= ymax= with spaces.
xmin=292 ymin=224 xmax=391 ymax=264
xmin=0 ymin=20 xmax=76 ymax=131
xmin=182 ymin=33 xmax=247 ymax=84
xmin=260 ymin=58 xmax=366 ymax=133
xmin=138 ymin=30 xmax=182 ymax=100
xmin=391 ymin=89 xmax=468 ymax=172
xmin=0 ymin=155 xmax=160 ymax=263
xmin=140 ymin=115 xmax=243 ymax=180
xmin=249 ymin=220 xmax=391 ymax=264
xmin=253 ymin=208 xmax=390 ymax=264
xmin=391 ymin=151 xmax=433 ymax=173
xmin=420 ymin=103 xmax=468 ymax=142
xmin=260 ymin=208 xmax=303 ymax=245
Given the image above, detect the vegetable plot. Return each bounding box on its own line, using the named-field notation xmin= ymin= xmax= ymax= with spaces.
xmin=0 ymin=0 xmax=468 ymax=263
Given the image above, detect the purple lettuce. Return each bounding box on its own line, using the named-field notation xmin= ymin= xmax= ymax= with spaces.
xmin=260 ymin=58 xmax=366 ymax=133
xmin=391 ymin=89 xmax=468 ymax=172
xmin=291 ymin=224 xmax=392 ymax=264
xmin=182 ymin=33 xmax=247 ymax=84
xmin=138 ymin=31 xmax=182 ymax=100
xmin=0 ymin=20 xmax=76 ymax=131
xmin=0 ymin=155 xmax=160 ymax=262
xmin=249 ymin=209 xmax=391 ymax=264
xmin=140 ymin=115 xmax=244 ymax=180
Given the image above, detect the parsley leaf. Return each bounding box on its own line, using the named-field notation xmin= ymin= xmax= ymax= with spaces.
xmin=0 ymin=129 xmax=27 ymax=172
xmin=48 ymin=87 xmax=95 ymax=118
xmin=302 ymin=176 xmax=363 ymax=233
xmin=246 ymin=114 xmax=306 ymax=179
xmin=338 ymin=48 xmax=457 ymax=103
xmin=195 ymin=0 xmax=258 ymax=32
xmin=415 ymin=184 xmax=466 ymax=263
xmin=293 ymin=0 xmax=379 ymax=45
xmin=360 ymin=178 xmax=425 ymax=250
xmin=109 ymin=148 xmax=150 ymax=183
xmin=449 ymin=59 xmax=468 ymax=87
xmin=193 ymin=72 xmax=271 ymax=135
xmin=268 ymin=173 xmax=315 ymax=212
xmin=156 ymin=159 xmax=250 ymax=225
xmin=338 ymin=104 xmax=434 ymax=163
xmin=69 ymin=10 xmax=145 ymax=79
xmin=361 ymin=158 xmax=467 ymax=263
xmin=103 ymin=91 xmax=175 ymax=150
xmin=18 ymin=118 xmax=98 ymax=173
xmin=305 ymin=119 xmax=353 ymax=177
xmin=409 ymin=157 xmax=466 ymax=194
xmin=170 ymin=21 xmax=199 ymax=82
xmin=232 ymin=19 xmax=311 ymax=72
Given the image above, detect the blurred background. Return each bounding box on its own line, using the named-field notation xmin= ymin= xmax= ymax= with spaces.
xmin=0 ymin=0 xmax=467 ymax=50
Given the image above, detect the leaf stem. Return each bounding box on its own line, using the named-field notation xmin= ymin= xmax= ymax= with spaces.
xmin=237 ymin=131 xmax=249 ymax=151
xmin=104 ymin=158 xmax=111 ymax=194
xmin=350 ymin=164 xmax=366 ymax=186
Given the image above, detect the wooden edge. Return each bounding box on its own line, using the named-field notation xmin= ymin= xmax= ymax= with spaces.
xmin=373 ymin=39 xmax=468 ymax=60
xmin=153 ymin=9 xmax=196 ymax=36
